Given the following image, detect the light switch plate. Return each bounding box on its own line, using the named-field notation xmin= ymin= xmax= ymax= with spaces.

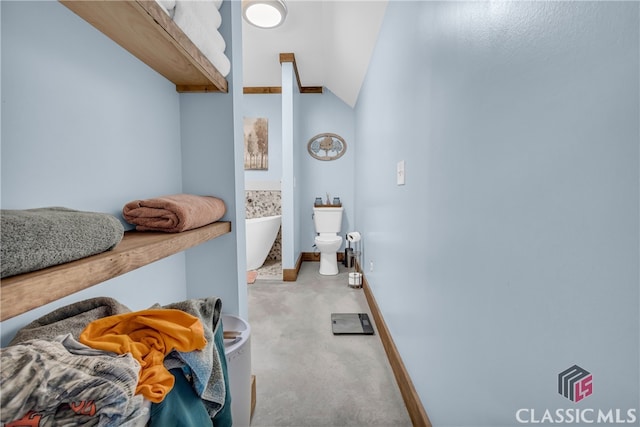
xmin=397 ymin=160 xmax=405 ymax=185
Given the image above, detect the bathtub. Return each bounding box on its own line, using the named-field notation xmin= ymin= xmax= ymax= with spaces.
xmin=246 ymin=215 xmax=281 ymax=271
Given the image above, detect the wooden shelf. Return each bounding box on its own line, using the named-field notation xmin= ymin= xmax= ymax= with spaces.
xmin=60 ymin=0 xmax=228 ymax=93
xmin=0 ymin=221 xmax=231 ymax=321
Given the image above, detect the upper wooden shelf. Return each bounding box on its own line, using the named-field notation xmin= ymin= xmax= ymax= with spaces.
xmin=60 ymin=0 xmax=228 ymax=93
xmin=0 ymin=221 xmax=232 ymax=321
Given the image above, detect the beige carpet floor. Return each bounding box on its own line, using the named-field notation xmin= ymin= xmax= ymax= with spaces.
xmin=248 ymin=262 xmax=412 ymax=427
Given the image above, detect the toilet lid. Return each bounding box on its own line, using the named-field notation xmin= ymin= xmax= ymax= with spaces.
xmin=315 ymin=235 xmax=341 ymax=243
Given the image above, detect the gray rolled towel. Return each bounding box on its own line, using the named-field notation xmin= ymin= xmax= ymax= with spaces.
xmin=1 ymin=207 xmax=124 ymax=278
xmin=8 ymin=297 xmax=131 ymax=346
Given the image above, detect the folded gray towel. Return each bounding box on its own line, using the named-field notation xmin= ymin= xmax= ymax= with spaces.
xmin=1 ymin=207 xmax=124 ymax=278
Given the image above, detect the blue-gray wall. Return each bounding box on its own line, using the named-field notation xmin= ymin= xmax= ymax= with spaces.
xmin=281 ymin=62 xmax=297 ymax=268
xmin=243 ymin=89 xmax=356 ymax=262
xmin=298 ymin=90 xmax=356 ymax=252
xmin=3 ymin=1 xmax=638 ymax=423
xmin=355 ymin=2 xmax=639 ymax=425
xmin=0 ymin=1 xmax=244 ymax=345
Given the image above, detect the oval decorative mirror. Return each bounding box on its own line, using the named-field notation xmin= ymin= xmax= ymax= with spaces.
xmin=307 ymin=133 xmax=346 ymax=161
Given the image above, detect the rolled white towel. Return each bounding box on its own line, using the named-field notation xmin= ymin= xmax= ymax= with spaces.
xmin=201 ymin=36 xmax=231 ymax=76
xmin=155 ymin=0 xmax=176 ymax=16
xmin=186 ymin=25 xmax=229 ymax=76
xmin=173 ymin=1 xmax=230 ymax=76
xmin=178 ymin=17 xmax=226 ymax=53
xmin=174 ymin=0 xmax=222 ymax=31
xmin=209 ymin=27 xmax=226 ymax=54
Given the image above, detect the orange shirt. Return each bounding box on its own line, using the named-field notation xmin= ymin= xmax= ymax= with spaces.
xmin=80 ymin=309 xmax=207 ymax=403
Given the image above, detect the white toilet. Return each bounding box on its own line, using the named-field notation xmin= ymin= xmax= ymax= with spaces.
xmin=313 ymin=207 xmax=344 ymax=275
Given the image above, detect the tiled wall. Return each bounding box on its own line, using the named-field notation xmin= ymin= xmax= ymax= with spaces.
xmin=245 ymin=190 xmax=281 ymax=261
xmin=245 ymin=190 xmax=281 ymax=219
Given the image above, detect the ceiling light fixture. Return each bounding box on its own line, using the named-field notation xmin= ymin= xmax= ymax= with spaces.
xmin=242 ymin=0 xmax=287 ymax=29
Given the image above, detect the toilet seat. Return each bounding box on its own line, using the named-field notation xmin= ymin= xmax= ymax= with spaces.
xmin=315 ymin=235 xmax=341 ymax=244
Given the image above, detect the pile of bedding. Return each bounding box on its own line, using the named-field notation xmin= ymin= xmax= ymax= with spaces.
xmin=1 ymin=296 xmax=232 ymax=427
xmin=155 ymin=0 xmax=230 ymax=77
xmin=1 ymin=207 xmax=124 ymax=278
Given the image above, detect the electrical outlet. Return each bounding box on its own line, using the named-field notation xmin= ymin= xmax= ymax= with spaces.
xmin=369 ymin=260 xmax=374 ymax=272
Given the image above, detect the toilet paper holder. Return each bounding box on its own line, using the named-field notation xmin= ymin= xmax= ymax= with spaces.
xmin=346 ymin=231 xmax=361 ymax=242
xmin=344 ymin=231 xmax=361 ymax=268
xmin=345 ymin=231 xmax=362 ymax=288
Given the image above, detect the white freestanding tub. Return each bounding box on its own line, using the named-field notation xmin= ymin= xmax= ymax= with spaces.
xmin=222 ymin=314 xmax=251 ymax=427
xmin=245 ymin=215 xmax=281 ymax=271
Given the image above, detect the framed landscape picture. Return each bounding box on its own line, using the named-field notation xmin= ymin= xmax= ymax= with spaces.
xmin=244 ymin=117 xmax=268 ymax=170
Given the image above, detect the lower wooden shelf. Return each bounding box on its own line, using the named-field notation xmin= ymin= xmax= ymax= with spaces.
xmin=0 ymin=221 xmax=231 ymax=321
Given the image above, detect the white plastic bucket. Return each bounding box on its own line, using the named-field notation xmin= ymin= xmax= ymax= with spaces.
xmin=222 ymin=314 xmax=252 ymax=427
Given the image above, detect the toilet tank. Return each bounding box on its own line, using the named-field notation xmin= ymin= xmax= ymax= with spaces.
xmin=313 ymin=207 xmax=344 ymax=233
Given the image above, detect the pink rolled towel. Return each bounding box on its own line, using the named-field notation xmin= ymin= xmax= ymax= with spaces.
xmin=123 ymin=194 xmax=226 ymax=232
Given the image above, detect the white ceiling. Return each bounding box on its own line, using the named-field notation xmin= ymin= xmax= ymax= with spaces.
xmin=241 ymin=0 xmax=388 ymax=108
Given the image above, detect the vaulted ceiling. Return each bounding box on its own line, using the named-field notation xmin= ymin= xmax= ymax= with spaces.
xmin=241 ymin=0 xmax=388 ymax=108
